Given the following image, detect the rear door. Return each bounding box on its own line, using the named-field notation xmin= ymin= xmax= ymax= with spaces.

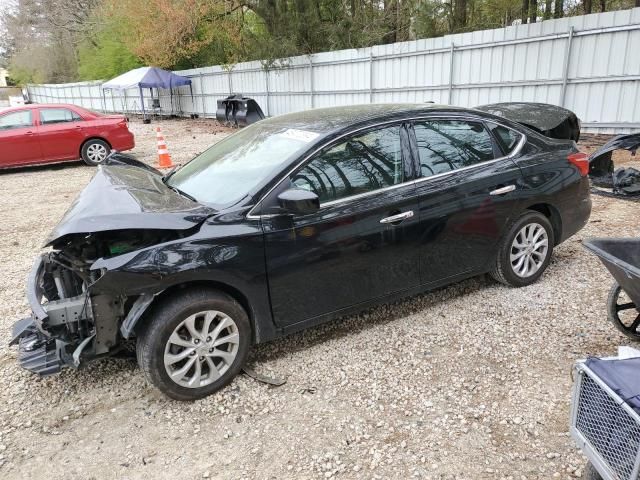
xmin=260 ymin=123 xmax=422 ymax=329
xmin=0 ymin=109 xmax=41 ymax=166
xmin=37 ymin=107 xmax=86 ymax=161
xmin=409 ymin=117 xmax=525 ymax=285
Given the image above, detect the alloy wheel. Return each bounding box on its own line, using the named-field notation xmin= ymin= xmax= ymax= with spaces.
xmin=86 ymin=143 xmax=108 ymax=163
xmin=510 ymin=223 xmax=549 ymax=278
xmin=163 ymin=310 xmax=240 ymax=388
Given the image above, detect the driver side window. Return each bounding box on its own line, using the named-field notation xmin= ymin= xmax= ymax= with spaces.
xmin=291 ymin=125 xmax=403 ymax=204
xmin=0 ymin=110 xmax=33 ymax=130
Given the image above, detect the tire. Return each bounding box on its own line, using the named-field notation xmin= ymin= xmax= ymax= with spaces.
xmin=607 ymin=281 xmax=640 ymax=341
xmin=136 ymin=288 xmax=251 ymax=401
xmin=582 ymin=462 xmax=603 ymax=480
xmin=81 ymin=139 xmax=111 ymax=166
xmin=490 ymin=210 xmax=555 ymax=287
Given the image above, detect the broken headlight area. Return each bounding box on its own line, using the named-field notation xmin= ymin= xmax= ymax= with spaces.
xmin=589 ymin=133 xmax=640 ymax=201
xmin=11 ymin=229 xmax=181 ymax=376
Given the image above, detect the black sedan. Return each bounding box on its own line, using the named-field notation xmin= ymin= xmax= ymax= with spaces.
xmin=11 ymin=104 xmax=592 ymax=400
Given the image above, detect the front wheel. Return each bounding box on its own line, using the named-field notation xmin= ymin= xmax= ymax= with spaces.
xmin=490 ymin=211 xmax=555 ymax=287
xmin=136 ymin=288 xmax=251 ymax=400
xmin=81 ymin=139 xmax=111 ymax=166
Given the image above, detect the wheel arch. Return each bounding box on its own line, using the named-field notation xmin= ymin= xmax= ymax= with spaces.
xmin=133 ymin=280 xmax=259 ymax=342
xmin=524 ymin=202 xmax=562 ymax=243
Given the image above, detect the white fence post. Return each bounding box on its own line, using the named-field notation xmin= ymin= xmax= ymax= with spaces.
xmin=448 ymin=43 xmax=455 ymax=106
xmin=560 ymin=26 xmax=575 ymax=107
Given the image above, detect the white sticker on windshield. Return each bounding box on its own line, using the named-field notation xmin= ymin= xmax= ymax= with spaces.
xmin=280 ymin=128 xmax=320 ymax=143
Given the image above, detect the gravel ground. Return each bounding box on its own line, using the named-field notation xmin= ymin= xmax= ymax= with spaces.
xmin=0 ymin=121 xmax=639 ymax=480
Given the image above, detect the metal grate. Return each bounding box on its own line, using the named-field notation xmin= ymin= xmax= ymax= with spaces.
xmin=576 ymin=373 xmax=640 ymax=480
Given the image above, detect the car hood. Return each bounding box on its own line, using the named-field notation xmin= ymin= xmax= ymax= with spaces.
xmin=46 ymin=165 xmax=215 ymax=246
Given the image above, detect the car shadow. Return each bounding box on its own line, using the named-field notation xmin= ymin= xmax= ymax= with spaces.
xmin=0 ymin=160 xmax=85 ymax=175
xmin=248 ymin=275 xmax=490 ymax=365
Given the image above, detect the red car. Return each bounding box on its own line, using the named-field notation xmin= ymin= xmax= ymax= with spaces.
xmin=0 ymin=104 xmax=135 ymax=168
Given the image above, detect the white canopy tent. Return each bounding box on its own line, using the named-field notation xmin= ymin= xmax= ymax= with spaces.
xmin=101 ymin=67 xmax=194 ymax=121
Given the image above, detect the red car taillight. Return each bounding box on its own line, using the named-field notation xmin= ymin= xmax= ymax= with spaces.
xmin=568 ymin=152 xmax=589 ymax=177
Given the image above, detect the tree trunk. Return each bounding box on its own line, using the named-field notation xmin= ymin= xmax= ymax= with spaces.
xmin=584 ymin=0 xmax=592 ymax=13
xmin=454 ymin=0 xmax=467 ymax=30
xmin=636 ymin=0 xmax=640 ymax=8
xmin=544 ymin=0 xmax=552 ymax=19
xmin=529 ymin=0 xmax=537 ymax=22
xmin=522 ymin=0 xmax=529 ymax=23
xmin=554 ymin=0 xmax=564 ymax=18
xmin=599 ymin=0 xmax=606 ymax=11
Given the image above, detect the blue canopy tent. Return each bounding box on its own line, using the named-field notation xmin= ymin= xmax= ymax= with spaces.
xmin=101 ymin=67 xmax=194 ymax=122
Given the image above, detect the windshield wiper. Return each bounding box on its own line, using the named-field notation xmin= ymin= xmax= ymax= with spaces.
xmin=162 ymin=166 xmax=179 ymax=182
xmin=168 ymin=185 xmax=198 ymax=203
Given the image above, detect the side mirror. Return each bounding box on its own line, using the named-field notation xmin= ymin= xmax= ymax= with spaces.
xmin=277 ymin=188 xmax=320 ymax=215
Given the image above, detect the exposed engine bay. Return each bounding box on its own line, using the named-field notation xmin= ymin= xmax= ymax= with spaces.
xmin=11 ymin=229 xmax=186 ymax=375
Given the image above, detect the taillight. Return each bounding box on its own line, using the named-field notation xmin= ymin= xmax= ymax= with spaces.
xmin=568 ymin=152 xmax=589 ymax=176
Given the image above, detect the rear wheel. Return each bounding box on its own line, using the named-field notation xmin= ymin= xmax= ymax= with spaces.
xmin=136 ymin=288 xmax=251 ymax=400
xmin=81 ymin=139 xmax=111 ymax=166
xmin=490 ymin=211 xmax=555 ymax=287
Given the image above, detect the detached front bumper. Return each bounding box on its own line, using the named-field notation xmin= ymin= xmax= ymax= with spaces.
xmin=10 ymin=254 xmax=74 ymax=376
xmin=10 ymin=318 xmax=63 ymax=376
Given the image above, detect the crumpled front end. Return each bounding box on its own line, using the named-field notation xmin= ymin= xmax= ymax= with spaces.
xmin=10 ymin=250 xmax=124 ymax=375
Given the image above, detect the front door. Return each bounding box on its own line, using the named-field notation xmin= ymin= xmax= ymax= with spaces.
xmin=409 ymin=118 xmax=525 ymax=285
xmin=0 ymin=109 xmax=41 ymax=167
xmin=261 ymin=124 xmax=422 ymax=329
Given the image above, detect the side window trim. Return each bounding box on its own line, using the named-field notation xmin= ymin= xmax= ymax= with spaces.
xmin=247 ymin=115 xmax=526 ymax=218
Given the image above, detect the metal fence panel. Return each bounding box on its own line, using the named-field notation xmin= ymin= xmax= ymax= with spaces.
xmin=26 ymin=7 xmax=640 ymax=133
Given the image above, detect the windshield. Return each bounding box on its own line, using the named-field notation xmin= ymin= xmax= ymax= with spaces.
xmin=166 ymin=123 xmax=318 ymax=207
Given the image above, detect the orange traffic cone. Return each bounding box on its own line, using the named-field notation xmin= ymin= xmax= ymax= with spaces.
xmin=156 ymin=127 xmax=175 ymax=169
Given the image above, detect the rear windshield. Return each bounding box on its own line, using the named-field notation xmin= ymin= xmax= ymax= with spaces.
xmin=167 ymin=123 xmax=319 ymax=208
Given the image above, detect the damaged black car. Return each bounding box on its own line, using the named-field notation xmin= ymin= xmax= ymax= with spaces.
xmin=11 ymin=104 xmax=592 ymax=400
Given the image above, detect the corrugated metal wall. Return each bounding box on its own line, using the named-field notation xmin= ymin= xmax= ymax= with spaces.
xmin=27 ymin=8 xmax=640 ymax=134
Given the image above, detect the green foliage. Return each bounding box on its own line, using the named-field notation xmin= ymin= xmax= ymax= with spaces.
xmin=2 ymin=0 xmax=639 ymax=84
xmin=78 ymin=24 xmax=142 ymax=80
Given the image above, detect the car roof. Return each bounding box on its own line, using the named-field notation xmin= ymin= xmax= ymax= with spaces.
xmin=259 ymin=103 xmax=473 ymax=135
xmin=0 ymin=103 xmax=81 ymax=113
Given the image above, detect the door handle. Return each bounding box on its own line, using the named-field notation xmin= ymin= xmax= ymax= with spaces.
xmin=380 ymin=210 xmax=414 ymax=224
xmin=25 ymin=131 xmax=34 ymax=136
xmin=489 ymin=185 xmax=516 ymax=196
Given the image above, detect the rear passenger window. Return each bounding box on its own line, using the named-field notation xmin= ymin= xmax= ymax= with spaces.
xmin=413 ymin=120 xmax=495 ymax=178
xmin=40 ymin=108 xmax=80 ymax=125
xmin=487 ymin=123 xmax=522 ymax=155
xmin=292 ymin=125 xmax=404 ymax=204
